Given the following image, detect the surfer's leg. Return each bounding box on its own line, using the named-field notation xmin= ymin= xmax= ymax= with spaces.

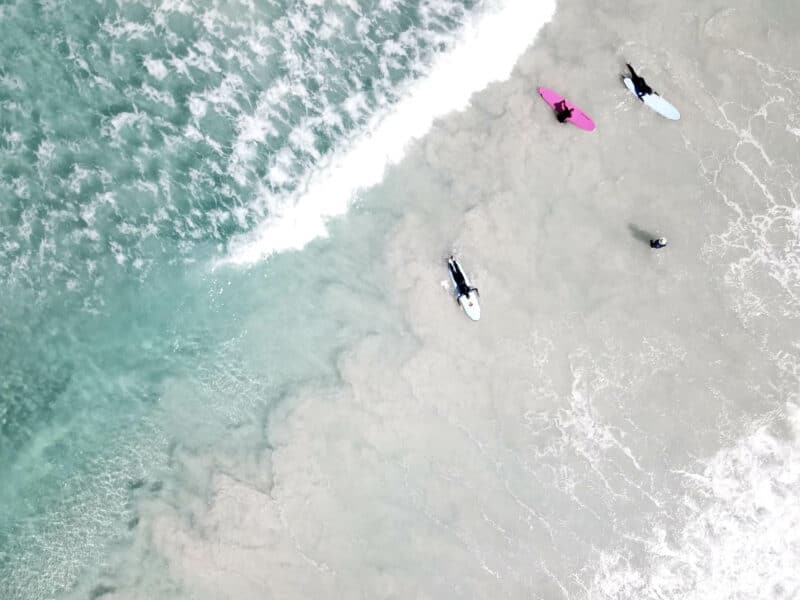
xmin=453 ymin=272 xmax=469 ymax=294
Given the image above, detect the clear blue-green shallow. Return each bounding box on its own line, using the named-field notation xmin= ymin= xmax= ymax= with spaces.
xmin=0 ymin=0 xmax=476 ymax=596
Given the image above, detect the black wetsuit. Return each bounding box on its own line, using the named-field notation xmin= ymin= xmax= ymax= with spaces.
xmin=555 ymin=100 xmax=574 ymax=123
xmin=627 ymin=63 xmax=653 ymax=98
xmin=449 ymin=260 xmax=476 ymax=298
xmin=650 ymin=238 xmax=667 ymax=249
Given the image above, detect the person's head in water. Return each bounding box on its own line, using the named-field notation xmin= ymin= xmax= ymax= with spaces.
xmin=650 ymin=237 xmax=668 ymax=249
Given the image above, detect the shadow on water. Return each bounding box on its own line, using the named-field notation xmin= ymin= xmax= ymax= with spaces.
xmin=89 ymin=584 xmax=116 ymax=600
xmin=628 ymin=223 xmax=657 ymax=245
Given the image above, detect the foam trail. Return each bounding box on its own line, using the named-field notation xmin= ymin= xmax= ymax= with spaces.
xmin=588 ymin=403 xmax=800 ymax=600
xmin=218 ymin=0 xmax=557 ymax=267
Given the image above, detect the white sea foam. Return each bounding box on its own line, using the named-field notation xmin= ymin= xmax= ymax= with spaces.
xmin=695 ymin=50 xmax=800 ymax=325
xmin=586 ymin=403 xmax=800 ymax=600
xmin=143 ymin=57 xmax=168 ymax=80
xmin=218 ymin=0 xmax=557 ymax=267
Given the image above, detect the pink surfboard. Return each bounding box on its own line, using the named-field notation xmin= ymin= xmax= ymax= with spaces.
xmin=538 ymin=87 xmax=596 ymax=132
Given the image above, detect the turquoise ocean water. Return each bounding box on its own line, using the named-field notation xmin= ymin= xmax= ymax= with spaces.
xmin=0 ymin=0 xmax=488 ymax=596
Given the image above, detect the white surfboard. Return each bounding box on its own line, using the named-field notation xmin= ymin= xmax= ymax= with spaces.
xmin=448 ymin=257 xmax=481 ymax=321
xmin=624 ymin=77 xmax=680 ymax=121
xmin=458 ymin=290 xmax=481 ymax=321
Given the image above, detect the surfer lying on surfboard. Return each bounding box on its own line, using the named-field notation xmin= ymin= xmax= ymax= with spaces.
xmin=448 ymin=256 xmax=478 ymax=301
xmin=555 ymin=100 xmax=574 ymax=123
xmin=626 ymin=63 xmax=654 ymax=98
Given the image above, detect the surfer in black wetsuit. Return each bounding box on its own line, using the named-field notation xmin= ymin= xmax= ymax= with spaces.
xmin=448 ymin=256 xmax=478 ymax=300
xmin=626 ymin=63 xmax=654 ymax=98
xmin=555 ymin=100 xmax=574 ymax=123
xmin=650 ymin=237 xmax=668 ymax=249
